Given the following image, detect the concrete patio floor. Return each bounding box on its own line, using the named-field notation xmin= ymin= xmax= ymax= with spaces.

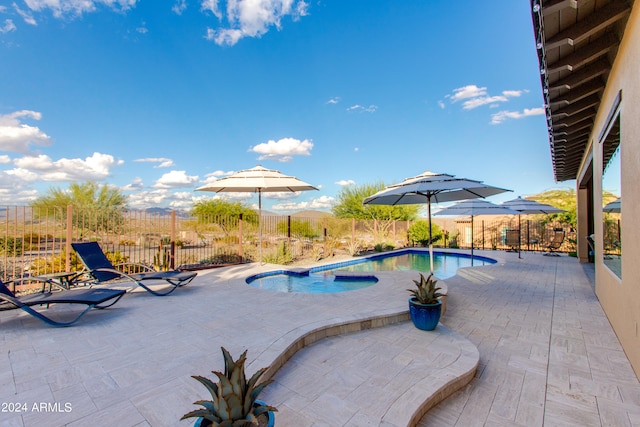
xmin=2 ymin=249 xmax=639 ymax=426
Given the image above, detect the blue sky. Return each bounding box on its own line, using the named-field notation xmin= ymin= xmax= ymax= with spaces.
xmin=0 ymin=0 xmax=574 ymax=214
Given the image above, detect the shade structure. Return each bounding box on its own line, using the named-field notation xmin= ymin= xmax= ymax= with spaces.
xmin=604 ymin=198 xmax=621 ymax=213
xmin=501 ymin=197 xmax=565 ymax=257
xmin=363 ymin=170 xmax=511 ymax=273
xmin=501 ymin=196 xmax=565 ymax=215
xmin=196 ymin=165 xmax=318 ymax=263
xmin=434 ymin=200 xmax=520 ymax=258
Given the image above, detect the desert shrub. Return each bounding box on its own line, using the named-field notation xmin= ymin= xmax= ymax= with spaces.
xmin=408 ymin=220 xmax=443 ymax=246
xmin=263 ymin=242 xmax=294 ymax=265
xmin=0 ymin=237 xmax=23 ymax=256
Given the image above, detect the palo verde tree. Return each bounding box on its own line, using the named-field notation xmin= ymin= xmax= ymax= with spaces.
xmin=190 ymin=199 xmax=258 ymax=238
xmin=332 ymin=182 xmax=419 ymax=241
xmin=31 ymin=181 xmax=128 ymax=235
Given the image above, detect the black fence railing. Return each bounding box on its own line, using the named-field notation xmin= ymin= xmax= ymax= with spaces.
xmin=1 ymin=206 xmax=575 ymax=287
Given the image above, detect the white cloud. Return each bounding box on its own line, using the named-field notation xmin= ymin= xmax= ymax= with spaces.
xmin=462 ymin=95 xmax=508 ymax=110
xmin=0 ymin=19 xmax=17 ymax=33
xmin=0 ymin=186 xmax=39 ymax=204
xmin=326 ymin=97 xmax=340 ymax=105
xmin=0 ymin=110 xmax=52 ymax=153
xmin=12 ymin=152 xmax=123 ymax=181
xmin=250 ymin=137 xmax=313 ymax=162
xmin=153 ymin=170 xmax=199 ymax=189
xmin=448 ymin=85 xmax=487 ymax=102
xmin=446 ymin=85 xmax=526 ymax=110
xmin=271 ymin=195 xmax=334 ymax=212
xmin=437 ymin=100 xmax=446 ymax=109
xmin=335 ymin=179 xmax=355 ymax=186
xmin=134 ymin=157 xmax=175 ymax=168
xmin=23 ymin=0 xmax=139 ymax=18
xmin=122 ymin=177 xmax=144 ymax=191
xmin=172 ymin=0 xmax=187 ymax=15
xmin=14 ymin=4 xmax=37 ymax=25
xmin=0 ymin=155 xmax=10 ymax=163
xmin=201 ymin=0 xmax=309 ymax=46
xmin=346 ymin=104 xmax=377 ymax=113
xmin=136 ymin=24 xmax=148 ymax=34
xmin=490 ymin=107 xmax=545 ymax=125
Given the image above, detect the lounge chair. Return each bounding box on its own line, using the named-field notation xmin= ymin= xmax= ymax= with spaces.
xmin=505 ymin=229 xmax=520 ymax=252
xmin=0 ymin=278 xmax=125 ymax=327
xmin=543 ymin=228 xmax=565 ymax=256
xmin=71 ymin=242 xmax=197 ymax=296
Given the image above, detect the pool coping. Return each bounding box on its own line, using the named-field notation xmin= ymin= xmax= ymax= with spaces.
xmin=249 ymin=304 xmax=478 ymax=427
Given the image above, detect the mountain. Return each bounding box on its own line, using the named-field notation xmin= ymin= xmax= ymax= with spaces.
xmin=291 ymin=210 xmax=334 ymax=219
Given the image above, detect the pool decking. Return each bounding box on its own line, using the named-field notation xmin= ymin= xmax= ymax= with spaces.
xmin=2 ymin=249 xmax=639 ymax=426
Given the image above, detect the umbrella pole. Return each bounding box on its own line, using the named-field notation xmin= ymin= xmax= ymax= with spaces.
xmin=471 ymin=215 xmax=474 ymax=261
xmin=258 ymin=190 xmax=263 ymax=264
xmin=518 ymin=214 xmax=522 ymax=259
xmin=428 ymin=198 xmax=434 ymax=274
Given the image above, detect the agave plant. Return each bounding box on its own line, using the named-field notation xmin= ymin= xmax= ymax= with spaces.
xmin=182 ymin=347 xmax=276 ymax=427
xmin=407 ymin=273 xmax=444 ymax=305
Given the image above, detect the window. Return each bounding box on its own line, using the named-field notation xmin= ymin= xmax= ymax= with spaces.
xmin=601 ymin=108 xmax=621 ymax=278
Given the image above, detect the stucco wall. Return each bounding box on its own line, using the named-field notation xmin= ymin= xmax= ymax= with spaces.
xmin=587 ymin=5 xmax=640 ymax=377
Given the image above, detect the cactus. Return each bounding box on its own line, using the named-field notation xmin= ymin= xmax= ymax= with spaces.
xmin=407 ymin=273 xmax=444 ymax=305
xmin=182 ymin=347 xmax=276 ymax=426
xmin=153 ymin=245 xmax=171 ymax=271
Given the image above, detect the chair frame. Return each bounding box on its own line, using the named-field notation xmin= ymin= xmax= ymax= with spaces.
xmin=71 ymin=242 xmax=196 ymax=296
xmin=543 ymin=228 xmax=565 ymax=256
xmin=1 ymin=278 xmax=125 ymax=327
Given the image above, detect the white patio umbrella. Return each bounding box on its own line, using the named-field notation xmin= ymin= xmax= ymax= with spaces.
xmin=196 ymin=165 xmax=318 ymax=263
xmin=363 ymin=170 xmax=511 ymax=273
xmin=434 ymin=200 xmax=520 ymax=258
xmin=604 ymin=197 xmax=621 ymax=213
xmin=501 ymin=196 xmax=565 ymax=258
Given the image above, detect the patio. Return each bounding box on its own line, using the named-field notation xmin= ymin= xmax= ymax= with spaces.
xmin=2 ymin=250 xmax=639 ymax=426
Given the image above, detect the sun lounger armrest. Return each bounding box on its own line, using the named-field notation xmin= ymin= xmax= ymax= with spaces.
xmin=113 ymin=262 xmax=158 ymax=273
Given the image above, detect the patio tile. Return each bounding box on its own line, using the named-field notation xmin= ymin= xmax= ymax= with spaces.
xmin=3 ymin=250 xmax=640 ymax=426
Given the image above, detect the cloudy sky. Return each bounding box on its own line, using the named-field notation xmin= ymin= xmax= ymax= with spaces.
xmin=0 ymin=0 xmax=568 ymax=213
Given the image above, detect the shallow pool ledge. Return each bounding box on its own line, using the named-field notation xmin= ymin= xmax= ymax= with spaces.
xmin=248 ymin=304 xmax=477 ymax=427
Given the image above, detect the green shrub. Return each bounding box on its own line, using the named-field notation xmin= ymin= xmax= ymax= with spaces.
xmin=0 ymin=237 xmax=23 ymax=256
xmin=408 ymin=220 xmax=443 ymax=246
xmin=263 ymin=242 xmax=294 ymax=264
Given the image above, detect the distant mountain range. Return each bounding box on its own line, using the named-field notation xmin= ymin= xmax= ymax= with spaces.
xmin=261 ymin=209 xmax=333 ymax=218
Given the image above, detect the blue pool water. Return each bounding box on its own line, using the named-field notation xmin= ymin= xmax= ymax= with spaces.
xmin=246 ymin=250 xmax=496 ymax=293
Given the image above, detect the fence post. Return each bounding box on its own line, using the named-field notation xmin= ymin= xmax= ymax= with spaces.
xmin=239 ymin=213 xmax=243 ymax=260
xmin=66 ymin=205 xmax=73 ymax=272
xmin=170 ymin=210 xmax=176 ymax=269
xmin=481 ymin=220 xmax=485 ymax=250
xmin=323 ymin=218 xmax=327 ymax=255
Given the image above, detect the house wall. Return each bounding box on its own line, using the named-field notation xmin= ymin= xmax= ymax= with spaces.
xmin=584 ymin=5 xmax=640 ymax=377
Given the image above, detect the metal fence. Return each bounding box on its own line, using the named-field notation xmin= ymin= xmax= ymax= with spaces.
xmin=1 ymin=206 xmax=575 ymax=285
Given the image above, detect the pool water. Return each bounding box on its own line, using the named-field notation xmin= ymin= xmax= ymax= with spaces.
xmin=246 ymin=250 xmax=495 ymax=293
xmin=248 ymin=271 xmax=378 ymax=293
xmin=333 ymin=251 xmax=493 ymax=279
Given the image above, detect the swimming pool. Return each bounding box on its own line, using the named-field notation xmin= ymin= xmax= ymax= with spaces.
xmin=246 ymin=250 xmax=496 ymax=293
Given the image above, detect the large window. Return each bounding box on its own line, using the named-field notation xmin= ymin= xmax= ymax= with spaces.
xmin=601 ymin=111 xmax=621 ymax=278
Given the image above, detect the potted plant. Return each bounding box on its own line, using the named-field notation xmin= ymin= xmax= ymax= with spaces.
xmin=407 ymin=273 xmax=444 ymax=331
xmin=182 ymin=346 xmax=277 ymax=427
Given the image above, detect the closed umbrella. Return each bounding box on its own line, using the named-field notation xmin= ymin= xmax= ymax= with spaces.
xmin=501 ymin=196 xmax=565 ymax=257
xmin=363 ymin=170 xmax=510 ymax=273
xmin=196 ymin=165 xmax=318 ymax=263
xmin=434 ymin=200 xmax=520 ymax=258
